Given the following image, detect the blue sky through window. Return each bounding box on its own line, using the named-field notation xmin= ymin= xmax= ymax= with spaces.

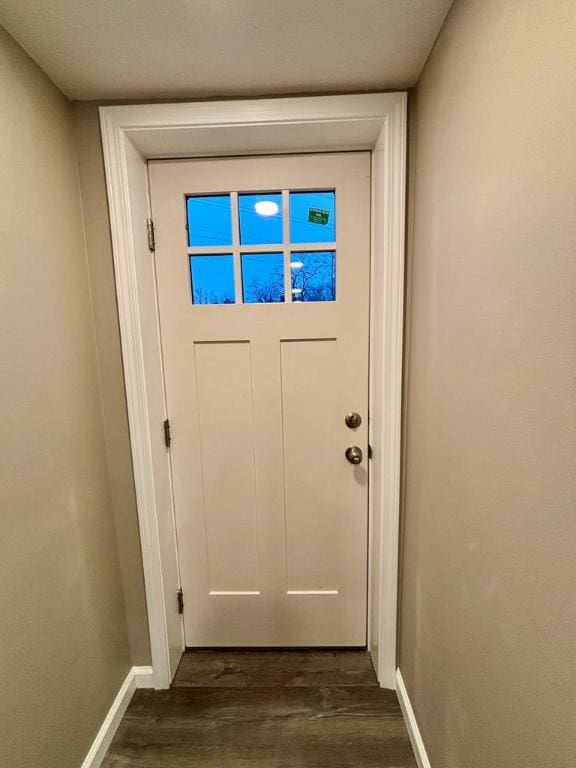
xmin=291 ymin=251 xmax=335 ymax=302
xmin=239 ymin=193 xmax=283 ymax=244
xmin=190 ymin=255 xmax=235 ymax=304
xmin=187 ymin=191 xmax=335 ymax=303
xmin=187 ymin=195 xmax=232 ymax=246
xmin=290 ymin=191 xmax=335 ymax=243
xmin=242 ymin=253 xmax=284 ymax=303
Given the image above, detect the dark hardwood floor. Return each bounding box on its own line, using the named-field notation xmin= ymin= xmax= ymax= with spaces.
xmin=102 ymin=650 xmax=417 ymax=767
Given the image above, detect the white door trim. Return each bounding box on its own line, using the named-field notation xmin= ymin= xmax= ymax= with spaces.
xmin=99 ymin=93 xmax=407 ymax=689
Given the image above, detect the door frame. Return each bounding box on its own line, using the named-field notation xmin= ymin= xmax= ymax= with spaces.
xmin=100 ymin=93 xmax=407 ymax=690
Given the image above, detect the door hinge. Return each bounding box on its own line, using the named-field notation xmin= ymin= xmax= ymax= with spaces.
xmin=368 ymin=444 xmax=373 ymax=459
xmin=146 ymin=218 xmax=155 ymax=252
xmin=163 ymin=418 xmax=171 ymax=448
xmin=177 ymin=588 xmax=184 ymax=615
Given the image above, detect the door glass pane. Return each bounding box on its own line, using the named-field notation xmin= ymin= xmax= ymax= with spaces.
xmin=187 ymin=195 xmax=232 ymax=246
xmin=242 ymin=253 xmax=285 ymax=303
xmin=239 ymin=193 xmax=283 ymax=245
xmin=289 ymin=191 xmax=335 ymax=243
xmin=190 ymin=255 xmax=235 ymax=304
xmin=290 ymin=251 xmax=335 ymax=302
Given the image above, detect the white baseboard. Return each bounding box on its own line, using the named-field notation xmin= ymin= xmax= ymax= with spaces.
xmin=81 ymin=665 xmax=154 ymax=768
xmin=396 ymin=668 xmax=432 ymax=768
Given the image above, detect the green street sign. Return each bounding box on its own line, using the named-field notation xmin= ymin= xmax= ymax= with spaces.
xmin=308 ymin=207 xmax=330 ymax=225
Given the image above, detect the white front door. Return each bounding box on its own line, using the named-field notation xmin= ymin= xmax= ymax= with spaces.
xmin=149 ymin=152 xmax=371 ymax=646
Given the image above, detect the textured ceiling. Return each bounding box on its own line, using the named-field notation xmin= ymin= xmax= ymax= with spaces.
xmin=0 ymin=0 xmax=453 ymax=100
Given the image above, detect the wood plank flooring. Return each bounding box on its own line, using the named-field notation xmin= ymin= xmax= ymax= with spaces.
xmin=173 ymin=649 xmax=381 ymax=688
xmin=102 ymin=650 xmax=417 ymax=768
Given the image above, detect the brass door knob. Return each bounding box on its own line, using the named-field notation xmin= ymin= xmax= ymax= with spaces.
xmin=345 ymin=412 xmax=362 ymax=429
xmin=345 ymin=446 xmax=363 ymax=465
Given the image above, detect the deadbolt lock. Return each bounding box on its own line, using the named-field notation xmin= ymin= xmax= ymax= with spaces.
xmin=345 ymin=412 xmax=362 ymax=429
xmin=345 ymin=446 xmax=363 ymax=465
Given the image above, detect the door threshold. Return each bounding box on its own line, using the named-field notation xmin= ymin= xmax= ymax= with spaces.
xmin=184 ymin=646 xmax=368 ymax=652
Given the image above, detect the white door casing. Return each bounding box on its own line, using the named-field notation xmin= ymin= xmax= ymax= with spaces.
xmin=99 ymin=94 xmax=406 ymax=688
xmin=149 ymin=153 xmax=371 ymax=646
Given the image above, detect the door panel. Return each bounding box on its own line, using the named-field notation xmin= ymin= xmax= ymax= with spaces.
xmin=149 ymin=153 xmax=371 ymax=647
xmin=194 ymin=341 xmax=260 ymax=593
xmin=281 ymin=337 xmax=341 ymax=592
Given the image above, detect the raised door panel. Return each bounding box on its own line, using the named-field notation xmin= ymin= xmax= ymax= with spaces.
xmin=193 ymin=341 xmax=260 ymax=593
xmin=281 ymin=338 xmax=342 ymax=593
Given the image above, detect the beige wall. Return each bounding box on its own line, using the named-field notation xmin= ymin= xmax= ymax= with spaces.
xmin=401 ymin=1 xmax=576 ymax=767
xmin=72 ymin=103 xmax=151 ymax=665
xmin=0 ymin=26 xmax=132 ymax=768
